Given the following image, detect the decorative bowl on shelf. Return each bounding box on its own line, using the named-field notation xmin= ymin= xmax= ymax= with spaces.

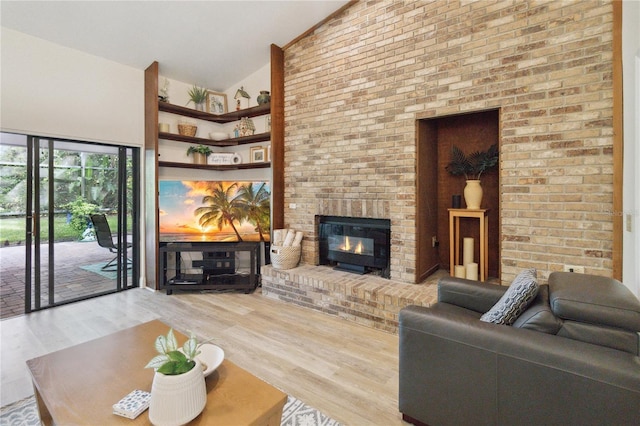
xmin=209 ymin=132 xmax=229 ymax=141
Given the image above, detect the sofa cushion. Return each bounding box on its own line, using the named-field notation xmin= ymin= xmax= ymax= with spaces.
xmin=556 ymin=321 xmax=640 ymax=355
xmin=549 ymin=272 xmax=640 ymax=332
xmin=480 ymin=269 xmax=539 ymax=325
xmin=512 ymin=285 xmax=563 ymax=334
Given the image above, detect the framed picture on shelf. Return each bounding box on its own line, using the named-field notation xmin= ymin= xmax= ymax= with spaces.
xmin=250 ymin=146 xmax=265 ymax=163
xmin=206 ymin=91 xmax=228 ymax=114
xmin=265 ymin=115 xmax=271 ymax=132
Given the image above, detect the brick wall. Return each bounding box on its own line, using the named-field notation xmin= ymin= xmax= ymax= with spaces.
xmin=283 ymin=0 xmax=614 ymax=284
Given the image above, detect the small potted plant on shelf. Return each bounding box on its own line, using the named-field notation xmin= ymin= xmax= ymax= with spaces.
xmin=445 ymin=143 xmax=499 ymax=209
xmin=145 ymin=328 xmax=206 ymax=425
xmin=186 ymin=85 xmax=208 ymax=111
xmin=187 ymin=145 xmax=212 ymax=165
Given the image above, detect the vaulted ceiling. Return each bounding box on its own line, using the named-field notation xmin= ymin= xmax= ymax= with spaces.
xmin=1 ymin=0 xmax=350 ymax=90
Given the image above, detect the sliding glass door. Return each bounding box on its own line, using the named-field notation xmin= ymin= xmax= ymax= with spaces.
xmin=0 ymin=132 xmax=139 ymax=316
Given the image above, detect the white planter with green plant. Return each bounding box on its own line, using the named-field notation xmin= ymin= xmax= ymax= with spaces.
xmin=145 ymin=328 xmax=206 ymax=426
xmin=186 ymin=85 xmax=208 ymax=111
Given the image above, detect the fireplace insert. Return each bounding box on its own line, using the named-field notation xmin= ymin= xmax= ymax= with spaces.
xmin=318 ymin=215 xmax=390 ymax=278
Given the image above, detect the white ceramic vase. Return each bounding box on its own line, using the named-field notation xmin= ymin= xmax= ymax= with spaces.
xmin=464 ymin=179 xmax=483 ymax=209
xmin=148 ymin=359 xmax=206 ymax=426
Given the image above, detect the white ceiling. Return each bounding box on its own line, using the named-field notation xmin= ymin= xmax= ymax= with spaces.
xmin=1 ymin=0 xmax=350 ymax=91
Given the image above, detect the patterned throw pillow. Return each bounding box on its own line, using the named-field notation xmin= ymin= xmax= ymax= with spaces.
xmin=480 ymin=269 xmax=539 ymax=325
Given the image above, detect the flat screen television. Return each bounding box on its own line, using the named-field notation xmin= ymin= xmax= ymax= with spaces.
xmin=158 ymin=180 xmax=270 ymax=242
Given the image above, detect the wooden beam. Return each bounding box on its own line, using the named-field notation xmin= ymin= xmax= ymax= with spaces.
xmin=271 ymin=45 xmax=285 ymax=230
xmin=612 ymin=1 xmax=623 ymax=280
xmin=283 ymin=1 xmax=357 ymax=50
xmin=144 ymin=61 xmax=159 ymax=289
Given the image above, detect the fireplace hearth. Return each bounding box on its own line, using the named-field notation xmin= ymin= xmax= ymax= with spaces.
xmin=318 ymin=215 xmax=390 ymax=278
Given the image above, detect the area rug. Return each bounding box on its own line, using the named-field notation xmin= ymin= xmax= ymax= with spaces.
xmin=281 ymin=395 xmax=341 ymax=426
xmin=0 ymin=396 xmax=40 ymax=426
xmin=79 ymin=262 xmax=131 ymax=280
xmin=0 ymin=394 xmax=340 ymax=426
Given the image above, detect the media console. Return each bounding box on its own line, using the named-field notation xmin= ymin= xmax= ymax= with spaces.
xmin=159 ymin=241 xmax=261 ymax=294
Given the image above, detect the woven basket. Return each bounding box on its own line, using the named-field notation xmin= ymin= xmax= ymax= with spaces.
xmin=178 ymin=124 xmax=197 ymax=137
xmin=270 ymin=245 xmax=301 ymax=270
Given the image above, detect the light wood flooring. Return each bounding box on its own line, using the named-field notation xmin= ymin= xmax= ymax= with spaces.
xmin=1 ymin=286 xmax=408 ymax=425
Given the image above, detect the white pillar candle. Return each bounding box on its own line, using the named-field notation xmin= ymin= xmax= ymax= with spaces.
xmin=463 ymin=237 xmax=474 ymax=266
xmin=454 ymin=265 xmax=466 ymax=278
xmin=466 ymin=263 xmax=479 ymax=281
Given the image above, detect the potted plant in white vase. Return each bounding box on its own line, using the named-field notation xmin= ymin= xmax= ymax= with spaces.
xmin=145 ymin=328 xmax=206 ymax=426
xmin=445 ymin=144 xmax=499 ymax=209
xmin=186 ymin=85 xmax=208 ymax=111
xmin=186 ymin=145 xmax=212 ymax=165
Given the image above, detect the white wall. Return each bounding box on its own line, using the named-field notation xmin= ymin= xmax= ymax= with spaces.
xmin=622 ymin=1 xmax=640 ymax=296
xmin=0 ymin=27 xmax=143 ymax=146
xmin=1 ymin=27 xmax=146 ymax=286
xmin=222 ymin=62 xmax=271 ymax=112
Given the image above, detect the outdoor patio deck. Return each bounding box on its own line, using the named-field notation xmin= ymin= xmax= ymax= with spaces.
xmin=0 ymin=240 xmax=134 ymax=320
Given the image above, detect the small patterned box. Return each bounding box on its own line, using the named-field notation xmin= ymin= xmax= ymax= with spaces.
xmin=112 ymin=389 xmax=151 ymax=419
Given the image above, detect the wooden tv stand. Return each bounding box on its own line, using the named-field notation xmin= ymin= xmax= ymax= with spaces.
xmin=159 ymin=241 xmax=260 ymax=294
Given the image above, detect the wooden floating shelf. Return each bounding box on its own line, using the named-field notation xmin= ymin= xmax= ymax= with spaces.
xmin=159 ymin=101 xmax=271 ymax=123
xmin=159 ymin=132 xmax=270 ymax=147
xmin=159 ymin=161 xmax=271 ymax=171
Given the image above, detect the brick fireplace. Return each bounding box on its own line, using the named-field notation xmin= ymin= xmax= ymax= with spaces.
xmin=318 ymin=215 xmax=391 ymax=278
xmin=279 ymin=0 xmax=616 ymax=284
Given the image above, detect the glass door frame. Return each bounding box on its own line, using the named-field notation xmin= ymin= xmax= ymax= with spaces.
xmin=23 ymin=135 xmax=140 ymax=313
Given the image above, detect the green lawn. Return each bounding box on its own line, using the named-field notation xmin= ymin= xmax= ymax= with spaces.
xmin=0 ymin=215 xmax=124 ymax=245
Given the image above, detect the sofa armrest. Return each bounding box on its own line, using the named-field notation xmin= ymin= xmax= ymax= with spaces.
xmin=437 ymin=276 xmax=506 ymax=313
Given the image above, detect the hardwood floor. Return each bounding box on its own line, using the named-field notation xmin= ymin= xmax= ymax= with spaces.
xmin=0 ymin=287 xmax=409 ymax=425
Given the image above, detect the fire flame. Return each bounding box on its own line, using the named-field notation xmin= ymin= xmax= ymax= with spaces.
xmin=339 ymin=236 xmax=363 ymax=254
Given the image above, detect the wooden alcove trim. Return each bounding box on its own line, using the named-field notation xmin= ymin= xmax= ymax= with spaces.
xmin=612 ymin=0 xmax=623 ymax=280
xmin=271 ymin=44 xmax=285 ymax=230
xmin=144 ymin=61 xmax=159 ymax=289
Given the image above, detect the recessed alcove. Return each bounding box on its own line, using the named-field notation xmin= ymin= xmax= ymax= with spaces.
xmin=416 ymin=109 xmax=500 ymax=282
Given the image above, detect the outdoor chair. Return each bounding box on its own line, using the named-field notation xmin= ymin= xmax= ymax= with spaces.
xmin=89 ymin=214 xmax=132 ymax=271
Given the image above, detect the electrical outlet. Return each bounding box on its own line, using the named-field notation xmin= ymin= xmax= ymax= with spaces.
xmin=626 ymin=214 xmax=632 ymax=232
xmin=563 ymin=265 xmax=585 ymax=274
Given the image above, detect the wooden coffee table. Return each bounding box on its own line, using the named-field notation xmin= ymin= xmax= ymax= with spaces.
xmin=26 ymin=320 xmax=287 ymax=425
